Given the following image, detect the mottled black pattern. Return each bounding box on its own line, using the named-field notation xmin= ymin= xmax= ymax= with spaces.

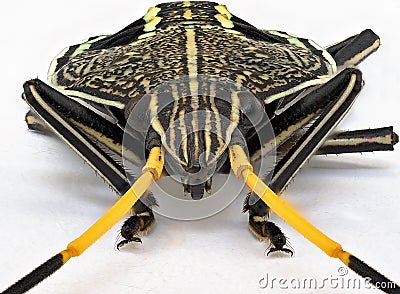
xmin=50 ymin=2 xmax=331 ymax=107
xmin=45 ymin=1 xmax=335 ymax=200
xmin=155 ymin=1 xmax=223 ymax=28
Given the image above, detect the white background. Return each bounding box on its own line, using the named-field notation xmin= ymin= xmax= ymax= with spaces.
xmin=1 ymin=1 xmax=399 ymax=293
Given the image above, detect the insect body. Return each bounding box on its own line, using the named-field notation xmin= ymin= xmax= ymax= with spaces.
xmin=3 ymin=1 xmax=399 ymax=293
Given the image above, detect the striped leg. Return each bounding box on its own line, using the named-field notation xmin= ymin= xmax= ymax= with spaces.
xmin=23 ymin=79 xmax=130 ymax=194
xmin=270 ymin=68 xmax=363 ymax=193
xmin=245 ymin=68 xmax=362 ymax=254
xmin=4 ymin=79 xmax=162 ymax=292
xmin=326 ymin=29 xmax=380 ymax=67
xmin=23 ymin=79 xmax=157 ymax=245
xmin=29 ymin=104 xmax=396 ymax=158
xmin=317 ymin=127 xmax=398 ymax=155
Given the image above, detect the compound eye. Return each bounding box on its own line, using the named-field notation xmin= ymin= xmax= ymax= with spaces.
xmin=237 ymin=91 xmax=264 ymax=126
xmin=124 ymin=94 xmax=152 ymax=132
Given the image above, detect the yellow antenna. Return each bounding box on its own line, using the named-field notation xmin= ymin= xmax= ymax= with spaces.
xmin=228 ymin=144 xmax=399 ymax=291
xmin=3 ymin=147 xmax=163 ymax=294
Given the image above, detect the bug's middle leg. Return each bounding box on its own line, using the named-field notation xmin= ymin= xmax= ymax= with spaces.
xmin=317 ymin=127 xmax=398 ymax=155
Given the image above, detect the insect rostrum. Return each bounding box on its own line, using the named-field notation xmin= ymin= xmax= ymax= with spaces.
xmin=3 ymin=1 xmax=399 ymax=294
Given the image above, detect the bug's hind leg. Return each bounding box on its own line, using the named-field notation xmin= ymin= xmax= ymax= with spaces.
xmin=25 ymin=109 xmax=51 ymax=133
xmin=326 ymin=29 xmax=380 ymax=67
xmin=317 ymin=127 xmax=398 ymax=155
xmin=117 ymin=193 xmax=157 ymax=249
xmin=243 ymin=193 xmax=293 ymax=256
xmin=23 ymin=89 xmax=51 ymax=133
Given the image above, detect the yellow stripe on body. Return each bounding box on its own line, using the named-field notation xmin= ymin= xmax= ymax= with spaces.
xmin=226 ymin=91 xmax=241 ymax=141
xmin=214 ymin=5 xmax=232 ymax=19
xmin=144 ymin=17 xmax=162 ymax=32
xmin=149 ymin=94 xmax=164 ymax=137
xmin=185 ymin=28 xmax=198 ymax=80
xmin=169 ymin=83 xmax=180 ymax=161
xmin=148 ymin=93 xmax=178 ymax=164
xmin=143 ymin=7 xmax=161 ymax=23
xmin=203 ymin=97 xmax=212 ymax=162
xmin=208 ymin=83 xmax=225 ymax=161
xmin=179 ymin=108 xmax=189 ymax=165
xmin=214 ymin=13 xmax=234 ymax=29
xmin=185 ymin=28 xmax=201 ymax=161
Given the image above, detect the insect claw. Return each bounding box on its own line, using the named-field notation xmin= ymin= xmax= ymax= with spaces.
xmin=266 ymin=247 xmax=294 ymax=257
xmin=284 ymin=248 xmax=294 ymax=257
xmin=116 ymin=237 xmax=142 ymax=250
xmin=116 ymin=240 xmax=127 ymax=251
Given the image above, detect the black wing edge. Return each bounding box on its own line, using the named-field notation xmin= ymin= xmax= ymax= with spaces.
xmin=23 ymin=79 xmax=131 ymax=195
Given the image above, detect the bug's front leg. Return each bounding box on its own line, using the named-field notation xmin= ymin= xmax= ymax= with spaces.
xmin=117 ymin=129 xmax=163 ymax=249
xmin=23 ymin=79 xmax=131 ymax=193
xmin=242 ymin=68 xmax=363 ymax=256
xmin=243 ymin=193 xmax=293 ymax=256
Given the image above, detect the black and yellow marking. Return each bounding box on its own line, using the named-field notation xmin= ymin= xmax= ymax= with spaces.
xmin=317 ymin=127 xmax=399 ymax=155
xmin=327 ymin=29 xmax=381 ymax=68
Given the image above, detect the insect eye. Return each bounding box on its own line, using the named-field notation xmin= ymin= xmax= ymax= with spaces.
xmin=237 ymin=91 xmax=265 ymax=126
xmin=124 ymin=94 xmax=152 ymax=132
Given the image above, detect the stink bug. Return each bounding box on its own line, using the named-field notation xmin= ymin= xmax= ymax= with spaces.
xmin=1 ymin=1 xmax=399 ymax=294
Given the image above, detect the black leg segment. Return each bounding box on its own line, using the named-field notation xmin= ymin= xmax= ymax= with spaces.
xmin=243 ymin=194 xmax=293 ymax=256
xmin=316 ymin=127 xmax=398 ymax=155
xmin=117 ymin=193 xmax=157 ymax=249
xmin=326 ymin=29 xmax=380 ymax=67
